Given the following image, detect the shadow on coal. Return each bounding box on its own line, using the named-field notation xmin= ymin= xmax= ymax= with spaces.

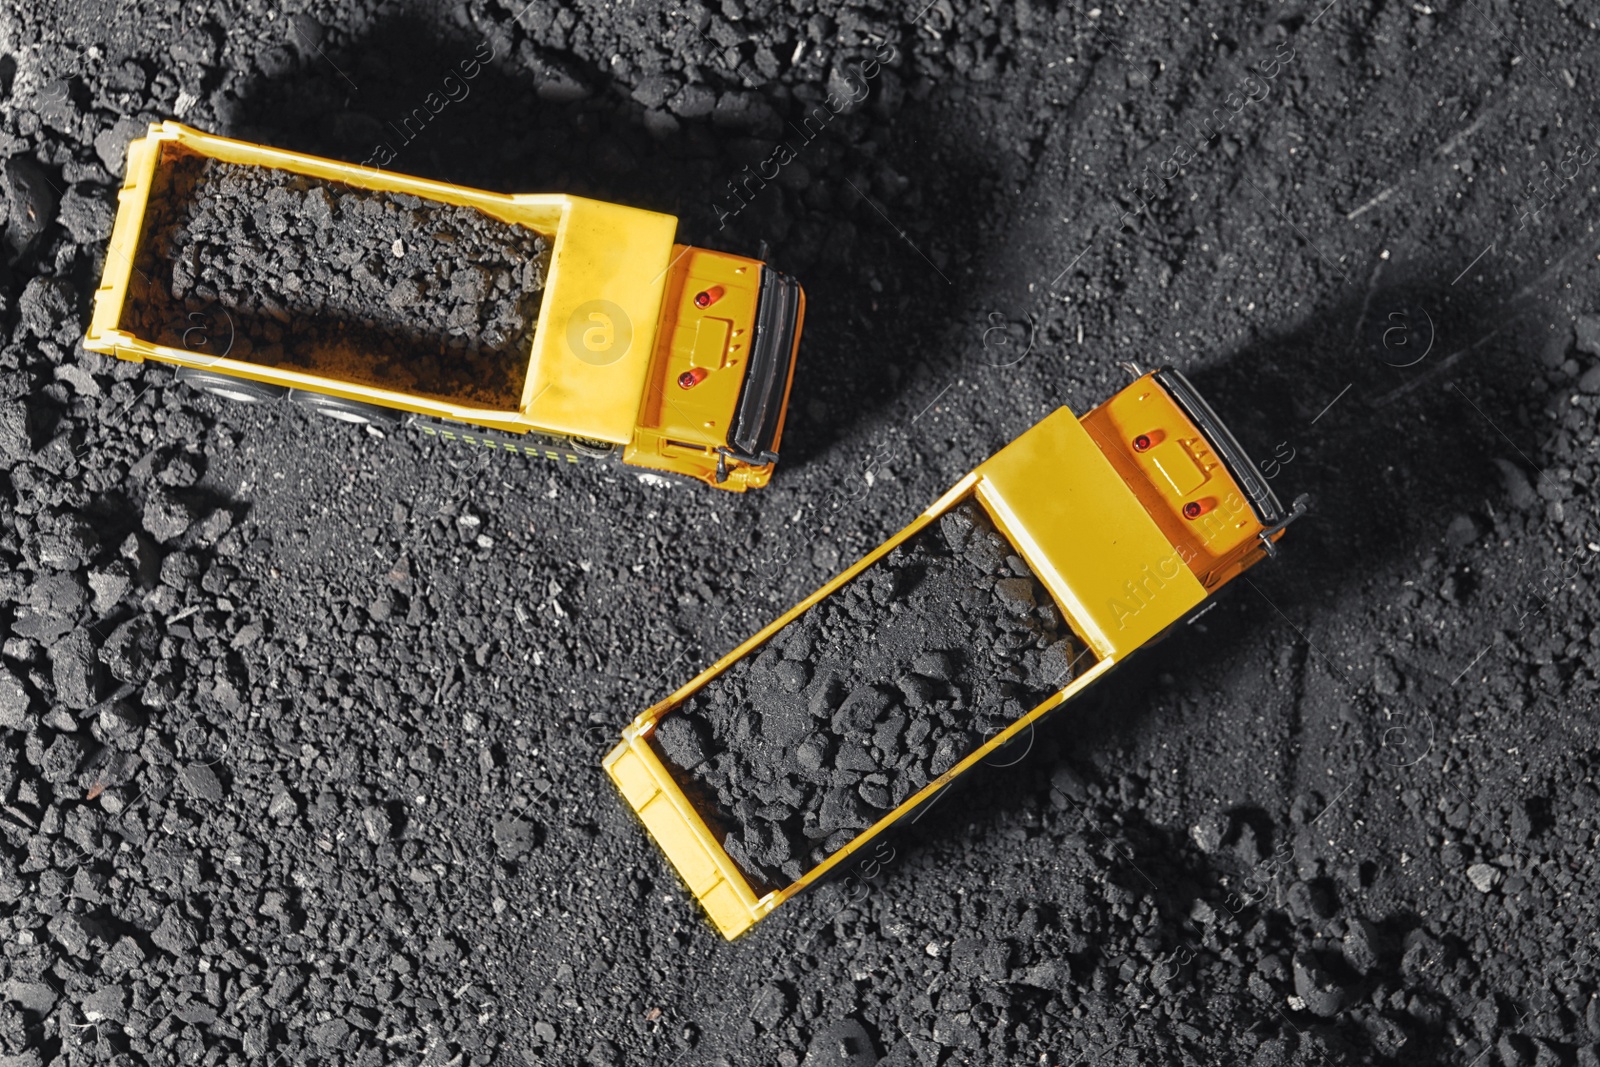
xmin=220 ymin=13 xmax=1000 ymax=466
xmin=802 ymin=263 xmax=1562 ymax=924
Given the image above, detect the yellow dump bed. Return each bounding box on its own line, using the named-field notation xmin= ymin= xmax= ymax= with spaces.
xmin=84 ymin=121 xmax=679 ymax=440
xmin=605 ymin=370 xmax=1303 ymax=938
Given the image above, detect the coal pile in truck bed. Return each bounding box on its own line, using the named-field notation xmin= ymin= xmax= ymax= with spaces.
xmin=655 ymin=502 xmax=1087 ymax=892
xmin=124 ymin=149 xmax=549 ymax=409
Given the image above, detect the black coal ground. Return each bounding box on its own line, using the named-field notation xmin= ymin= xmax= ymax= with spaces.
xmin=656 ymin=502 xmax=1083 ymax=892
xmin=126 ymin=149 xmax=547 ymax=409
xmin=4 ymin=0 xmax=1600 ymax=1066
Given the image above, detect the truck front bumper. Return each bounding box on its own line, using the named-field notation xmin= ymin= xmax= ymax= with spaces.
xmin=723 ymin=266 xmax=804 ymax=465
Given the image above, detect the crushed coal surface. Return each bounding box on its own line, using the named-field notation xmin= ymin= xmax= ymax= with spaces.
xmin=8 ymin=0 xmax=1600 ymax=1064
xmin=656 ymin=502 xmax=1085 ymax=891
xmin=125 ymin=147 xmax=548 ymax=408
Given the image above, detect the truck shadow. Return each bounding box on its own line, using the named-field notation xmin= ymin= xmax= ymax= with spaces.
xmin=860 ymin=263 xmax=1566 ymax=925
xmin=216 ymin=11 xmax=1570 ymax=964
xmin=220 ymin=14 xmax=996 ymax=467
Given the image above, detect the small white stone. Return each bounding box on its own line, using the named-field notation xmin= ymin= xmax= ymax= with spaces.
xmin=1466 ymin=863 xmax=1500 ymax=893
xmin=392 ymin=239 xmax=405 ymax=257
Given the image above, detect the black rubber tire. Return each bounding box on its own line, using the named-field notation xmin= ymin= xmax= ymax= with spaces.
xmin=287 ymin=390 xmax=404 ymax=429
xmin=175 ymin=366 xmax=288 ymax=405
xmin=570 ymin=436 xmax=618 ymax=459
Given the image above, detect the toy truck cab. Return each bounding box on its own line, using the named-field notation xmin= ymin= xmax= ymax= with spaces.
xmin=624 ymin=245 xmax=803 ymax=487
xmin=605 ymin=368 xmax=1305 ymax=938
xmin=83 ymin=122 xmax=804 ymax=491
xmin=1080 ymin=366 xmax=1301 ymax=595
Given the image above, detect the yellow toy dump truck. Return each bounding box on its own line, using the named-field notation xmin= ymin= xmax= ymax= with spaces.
xmin=605 ymin=367 xmax=1306 ymax=937
xmin=83 ymin=121 xmax=805 ymax=491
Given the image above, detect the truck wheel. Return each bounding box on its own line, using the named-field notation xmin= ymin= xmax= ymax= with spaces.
xmin=570 ymin=437 xmax=618 ymax=459
xmin=288 ymin=390 xmax=403 ymax=430
xmin=176 ymin=366 xmax=287 ymax=405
